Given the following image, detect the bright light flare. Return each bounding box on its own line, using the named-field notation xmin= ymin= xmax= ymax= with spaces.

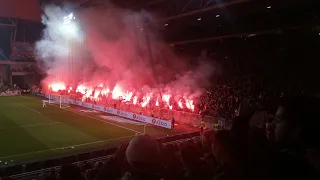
xmin=63 ymin=13 xmax=74 ymax=24
xmin=178 ymin=99 xmax=183 ymax=108
xmin=59 ymin=23 xmax=78 ymax=37
xmin=133 ymin=96 xmax=138 ymax=105
xmin=101 ymin=88 xmax=110 ymax=96
xmin=76 ymin=84 xmax=87 ymax=94
xmin=141 ymin=94 xmax=152 ymax=107
xmin=47 ymin=82 xmax=197 ymax=112
xmin=112 ymin=84 xmax=123 ymax=99
xmin=94 ymin=89 xmax=101 ymax=98
xmin=162 ymin=94 xmax=171 ymax=108
xmin=49 ymin=82 xmax=66 ymax=92
xmin=60 ymin=13 xmax=79 ymax=38
xmin=186 ymin=99 xmax=195 ymax=112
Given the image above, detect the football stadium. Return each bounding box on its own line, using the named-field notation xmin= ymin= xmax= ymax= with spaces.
xmin=1 ymin=0 xmax=320 ymax=179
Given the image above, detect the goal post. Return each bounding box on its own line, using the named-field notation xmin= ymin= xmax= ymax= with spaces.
xmin=48 ymin=94 xmax=70 ymax=108
xmin=48 ymin=94 xmax=52 ymax=104
xmin=59 ymin=95 xmax=71 ymax=109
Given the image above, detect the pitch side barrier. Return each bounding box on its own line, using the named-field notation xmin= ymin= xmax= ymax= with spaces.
xmin=113 ymin=101 xmax=228 ymax=129
xmin=40 ymin=94 xmax=172 ymax=129
xmin=0 ymin=90 xmax=21 ymax=96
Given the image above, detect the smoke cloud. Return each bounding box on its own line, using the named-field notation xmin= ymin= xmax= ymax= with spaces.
xmin=35 ymin=2 xmax=218 ymax=103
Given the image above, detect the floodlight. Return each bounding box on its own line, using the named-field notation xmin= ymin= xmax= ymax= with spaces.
xmin=60 ymin=13 xmax=79 ymax=38
xmin=63 ymin=13 xmax=74 ymax=24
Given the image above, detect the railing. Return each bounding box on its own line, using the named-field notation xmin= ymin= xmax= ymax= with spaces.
xmin=0 ymin=90 xmax=20 ymax=96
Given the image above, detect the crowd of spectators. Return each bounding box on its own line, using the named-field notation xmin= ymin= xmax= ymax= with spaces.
xmin=199 ymin=75 xmax=293 ymax=119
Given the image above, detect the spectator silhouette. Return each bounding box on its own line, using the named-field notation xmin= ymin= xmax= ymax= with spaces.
xmin=270 ymin=96 xmax=320 ymax=179
xmin=45 ymin=168 xmax=58 ymax=180
xmin=86 ymin=161 xmax=104 ymax=180
xmin=121 ymin=134 xmax=164 ymax=180
xmin=94 ymin=157 xmax=120 ymax=180
xmin=211 ymin=130 xmax=243 ymax=180
xmin=60 ymin=163 xmax=85 ymax=180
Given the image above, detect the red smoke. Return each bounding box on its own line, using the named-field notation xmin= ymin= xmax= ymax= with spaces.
xmin=37 ymin=4 xmax=218 ymax=113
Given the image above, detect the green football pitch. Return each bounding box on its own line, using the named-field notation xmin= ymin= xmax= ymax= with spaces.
xmin=0 ymin=96 xmax=181 ymax=164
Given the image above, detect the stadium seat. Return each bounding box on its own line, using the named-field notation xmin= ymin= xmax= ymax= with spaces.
xmin=105 ymin=147 xmax=118 ymax=155
xmin=77 ymin=152 xmax=92 ymax=161
xmin=166 ymin=143 xmax=179 ymax=152
xmin=26 ymin=162 xmax=43 ymax=172
xmin=91 ymin=150 xmax=107 ymax=158
xmin=43 ymin=158 xmax=62 ymax=168
xmin=2 ymin=165 xmax=22 ymax=176
xmin=173 ymin=134 xmax=183 ymax=141
xmin=157 ymin=137 xmax=167 ymax=144
xmin=61 ymin=155 xmax=77 ymax=164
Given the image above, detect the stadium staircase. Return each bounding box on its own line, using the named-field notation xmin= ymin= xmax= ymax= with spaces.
xmin=0 ymin=131 xmax=200 ymax=180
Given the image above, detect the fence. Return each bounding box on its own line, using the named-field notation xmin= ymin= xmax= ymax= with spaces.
xmin=0 ymin=90 xmax=21 ymax=96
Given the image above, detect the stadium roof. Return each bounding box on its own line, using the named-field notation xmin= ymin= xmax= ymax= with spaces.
xmin=79 ymin=0 xmax=319 ymax=44
xmin=3 ymin=0 xmax=318 ymax=44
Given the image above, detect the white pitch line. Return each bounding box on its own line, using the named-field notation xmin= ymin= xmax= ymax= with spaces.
xmin=20 ymin=96 xmax=142 ymax=134
xmin=0 ymin=122 xmax=62 ymax=130
xmin=20 ymin=104 xmax=42 ymax=114
xmin=57 ymin=106 xmax=142 ymax=134
xmin=0 ymin=135 xmax=136 ymax=160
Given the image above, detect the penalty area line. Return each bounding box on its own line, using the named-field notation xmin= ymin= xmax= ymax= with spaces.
xmin=20 ymin=96 xmax=143 ymax=134
xmin=0 ymin=135 xmax=136 ymax=160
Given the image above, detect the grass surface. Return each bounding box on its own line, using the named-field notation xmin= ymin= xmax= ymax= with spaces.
xmin=0 ymin=96 xmax=175 ymax=164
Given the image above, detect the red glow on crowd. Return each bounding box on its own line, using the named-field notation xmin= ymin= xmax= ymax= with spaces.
xmin=48 ymin=82 xmax=66 ymax=92
xmin=48 ymin=82 xmax=195 ymax=112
